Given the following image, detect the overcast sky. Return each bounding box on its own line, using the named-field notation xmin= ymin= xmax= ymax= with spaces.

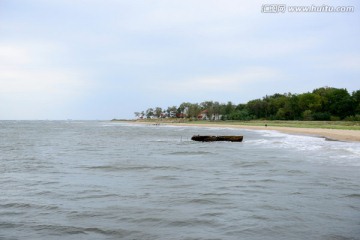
xmin=1 ymin=0 xmax=359 ymax=120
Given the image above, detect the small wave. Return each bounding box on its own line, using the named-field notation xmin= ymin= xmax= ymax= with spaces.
xmin=258 ymin=204 xmax=290 ymax=211
xmin=165 ymin=151 xmax=212 ymax=156
xmin=130 ymin=217 xmax=163 ymax=224
xmin=287 ymin=169 xmax=306 ymax=175
xmin=0 ymin=203 xmax=59 ymax=211
xmin=0 ymin=222 xmax=22 ymax=229
xmin=72 ymin=193 xmax=120 ymax=200
xmin=246 ymin=132 xmax=360 ymax=166
xmin=250 ymin=214 xmax=270 ymax=220
xmin=100 ymin=124 xmax=118 ymax=127
xmin=332 ymin=146 xmax=360 ymax=158
xmin=0 ymin=211 xmax=24 ymax=216
xmin=87 ymin=165 xmax=147 ymax=171
xmin=232 ymin=160 xmax=270 ymax=168
xmin=200 ymin=212 xmax=225 ymax=217
xmin=344 ymin=194 xmax=360 ymax=198
xmin=87 ymin=165 xmax=184 ymax=172
xmin=321 ymin=234 xmax=357 ymax=240
xmin=258 ymin=178 xmax=277 ymax=183
xmin=200 ymin=192 xmax=233 ymax=197
xmin=152 ymin=175 xmax=178 ymax=181
xmin=32 ymin=225 xmax=138 ymax=237
xmin=166 ymin=218 xmax=219 ymax=228
xmin=256 ymin=130 xmax=287 ymax=137
xmin=187 ymin=198 xmax=224 ymax=205
xmin=246 ymin=139 xmax=272 ymax=145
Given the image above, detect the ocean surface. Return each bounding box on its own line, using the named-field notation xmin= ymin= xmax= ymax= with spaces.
xmin=0 ymin=121 xmax=359 ymax=240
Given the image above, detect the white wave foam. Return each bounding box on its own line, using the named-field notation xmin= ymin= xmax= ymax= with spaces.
xmin=251 ymin=130 xmax=360 ymax=166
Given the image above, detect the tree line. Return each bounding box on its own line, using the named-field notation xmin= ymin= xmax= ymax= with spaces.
xmin=135 ymin=87 xmax=360 ymax=121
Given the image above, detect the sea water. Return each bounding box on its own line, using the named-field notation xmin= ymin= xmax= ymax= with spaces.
xmin=0 ymin=121 xmax=359 ymax=240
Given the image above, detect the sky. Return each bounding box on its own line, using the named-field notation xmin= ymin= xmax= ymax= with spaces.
xmin=0 ymin=0 xmax=359 ymax=120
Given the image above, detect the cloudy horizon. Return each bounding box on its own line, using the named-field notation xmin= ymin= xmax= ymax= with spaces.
xmin=1 ymin=0 xmax=359 ymax=120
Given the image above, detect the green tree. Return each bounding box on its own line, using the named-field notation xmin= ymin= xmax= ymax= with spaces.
xmin=146 ymin=108 xmax=154 ymax=118
xmin=200 ymin=101 xmax=214 ymax=120
xmin=224 ymin=101 xmax=235 ymax=115
xmin=313 ymin=87 xmax=329 ymax=112
xmin=327 ymin=88 xmax=353 ymax=119
xmin=284 ymin=94 xmax=300 ymax=120
xmin=228 ymin=110 xmax=252 ymax=120
xmin=166 ymin=106 xmax=177 ymax=118
xmin=302 ymin=110 xmax=313 ymax=120
xmin=134 ymin=112 xmax=141 ymax=118
xmin=213 ymin=101 xmax=221 ymax=120
xmin=313 ymin=87 xmax=353 ymax=118
xmin=177 ymin=102 xmax=191 ymax=118
xmin=352 ymin=90 xmax=360 ymax=114
xmin=298 ymin=93 xmax=322 ymax=113
xmin=187 ymin=103 xmax=201 ymax=119
xmin=264 ymin=93 xmax=289 ymax=119
xmin=247 ymin=99 xmax=267 ymax=119
xmin=154 ymin=107 xmax=163 ymax=118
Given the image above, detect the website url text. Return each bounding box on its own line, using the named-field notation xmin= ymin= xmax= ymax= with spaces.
xmin=261 ymin=4 xmax=355 ymax=13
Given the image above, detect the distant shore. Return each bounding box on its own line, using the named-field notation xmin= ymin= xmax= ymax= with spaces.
xmin=114 ymin=120 xmax=360 ymax=142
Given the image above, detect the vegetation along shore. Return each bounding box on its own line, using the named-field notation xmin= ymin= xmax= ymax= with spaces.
xmin=119 ymin=87 xmax=360 ymax=142
xmin=134 ymin=87 xmax=360 ymax=122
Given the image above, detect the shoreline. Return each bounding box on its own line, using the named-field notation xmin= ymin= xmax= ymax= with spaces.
xmin=120 ymin=121 xmax=360 ymax=142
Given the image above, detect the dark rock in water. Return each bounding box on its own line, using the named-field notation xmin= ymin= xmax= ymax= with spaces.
xmin=191 ymin=135 xmax=243 ymax=142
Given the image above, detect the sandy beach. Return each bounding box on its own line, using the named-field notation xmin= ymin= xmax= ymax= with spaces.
xmin=130 ymin=121 xmax=360 ymax=142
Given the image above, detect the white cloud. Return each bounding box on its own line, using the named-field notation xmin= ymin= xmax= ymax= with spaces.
xmin=128 ymin=0 xmax=257 ymax=30
xmin=96 ymin=50 xmax=166 ymax=66
xmin=0 ymin=45 xmax=32 ymax=64
xmin=195 ymin=35 xmax=321 ymax=59
xmin=0 ymin=42 xmax=93 ymax=119
xmin=311 ymin=54 xmax=360 ymax=72
xmin=0 ymin=67 xmax=87 ymax=95
xmin=153 ymin=67 xmax=284 ymax=93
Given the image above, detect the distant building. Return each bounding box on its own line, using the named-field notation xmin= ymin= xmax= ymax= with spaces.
xmin=197 ymin=110 xmax=208 ymax=120
xmin=176 ymin=113 xmax=186 ymax=118
xmin=197 ymin=109 xmax=222 ymax=120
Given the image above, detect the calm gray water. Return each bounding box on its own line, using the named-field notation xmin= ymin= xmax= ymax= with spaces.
xmin=0 ymin=121 xmax=359 ymax=240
